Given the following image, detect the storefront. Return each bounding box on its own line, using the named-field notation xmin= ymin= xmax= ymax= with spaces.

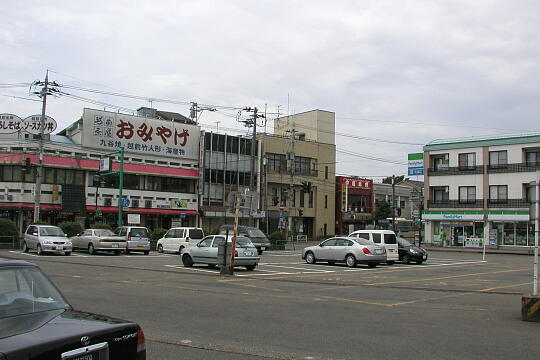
xmin=423 ymin=211 xmax=533 ymax=248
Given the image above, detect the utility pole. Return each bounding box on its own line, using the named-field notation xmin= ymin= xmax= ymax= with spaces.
xmin=287 ymin=128 xmax=296 ymax=243
xmin=392 ymin=175 xmax=396 ymax=233
xmin=34 ymin=71 xmax=49 ymax=223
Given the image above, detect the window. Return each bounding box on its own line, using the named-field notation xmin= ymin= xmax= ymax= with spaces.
xmin=372 ymin=233 xmax=381 ymax=243
xmin=431 ymin=154 xmax=449 ymax=170
xmin=308 ymin=190 xmax=314 ymax=208
xmin=458 ymin=153 xmax=476 ymax=169
xmin=525 ymin=150 xmax=540 ymax=165
xmin=300 ymin=190 xmax=305 ymax=207
xmin=324 ymin=195 xmax=328 ymax=209
xmin=281 ymin=187 xmax=287 ymax=206
xmin=459 ymin=186 xmax=476 ymax=203
xmin=384 ymin=233 xmax=397 ymax=244
xmin=294 ymin=156 xmax=312 ymax=175
xmin=490 ymin=185 xmax=508 ymax=203
xmin=325 ymin=166 xmax=329 ymax=179
xmin=271 ymin=188 xmax=279 ymax=206
xmin=292 ymin=190 xmax=296 ymax=207
xmin=432 ymin=186 xmax=449 ymax=202
xmin=267 ymin=153 xmax=285 ymax=172
xmin=489 ymin=151 xmax=508 ymax=168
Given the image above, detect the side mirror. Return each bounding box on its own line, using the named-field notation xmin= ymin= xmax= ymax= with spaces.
xmin=63 ymin=234 xmax=67 ymax=237
xmin=32 ymin=232 xmax=38 ymax=236
xmin=319 ymin=244 xmax=323 ymax=247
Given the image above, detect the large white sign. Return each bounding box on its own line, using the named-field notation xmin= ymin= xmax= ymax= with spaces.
xmin=0 ymin=113 xmax=57 ymax=135
xmin=81 ymin=109 xmax=200 ymax=160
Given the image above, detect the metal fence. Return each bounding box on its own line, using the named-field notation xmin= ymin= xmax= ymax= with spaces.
xmin=0 ymin=235 xmax=18 ymax=249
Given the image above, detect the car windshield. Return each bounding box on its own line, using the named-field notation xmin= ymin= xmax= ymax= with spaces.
xmin=0 ymin=266 xmax=70 ymax=319
xmin=247 ymin=229 xmax=266 ymax=238
xmin=190 ymin=229 xmax=204 ymax=240
xmin=236 ymin=237 xmax=254 ymax=248
xmin=130 ymin=228 xmax=148 ymax=237
xmin=352 ymin=238 xmax=372 ymax=246
xmin=397 ymin=237 xmax=413 ymax=247
xmin=39 ymin=227 xmax=65 ymax=237
xmin=95 ymin=230 xmax=115 ymax=237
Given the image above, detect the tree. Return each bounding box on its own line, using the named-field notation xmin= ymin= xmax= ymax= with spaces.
xmin=382 ymin=175 xmax=407 ymax=184
xmin=373 ymin=200 xmax=392 ymax=221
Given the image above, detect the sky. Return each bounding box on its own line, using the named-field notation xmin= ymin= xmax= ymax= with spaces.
xmin=1 ymin=0 xmax=539 ymax=181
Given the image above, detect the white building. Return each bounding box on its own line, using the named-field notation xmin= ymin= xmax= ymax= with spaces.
xmin=423 ymin=132 xmax=539 ymax=248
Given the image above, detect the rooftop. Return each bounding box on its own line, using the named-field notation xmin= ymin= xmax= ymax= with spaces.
xmin=424 ymin=131 xmax=540 ymax=151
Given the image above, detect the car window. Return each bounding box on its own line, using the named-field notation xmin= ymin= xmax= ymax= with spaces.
xmin=397 ymin=237 xmax=412 ymax=247
xmin=130 ymin=228 xmax=149 ymax=238
xmin=165 ymin=230 xmax=174 ymax=238
xmin=384 ymin=234 xmax=397 ymax=244
xmin=336 ymin=239 xmax=353 ymax=246
xmin=321 ymin=239 xmax=337 ymax=247
xmin=119 ymin=228 xmax=127 ymax=236
xmin=236 ymin=237 xmax=254 ymax=248
xmin=198 ymin=237 xmax=213 ymax=247
xmin=247 ymin=229 xmax=266 ymax=237
xmin=356 ymin=232 xmax=370 ymax=240
xmin=352 ymin=238 xmax=372 ymax=246
xmin=26 ymin=226 xmax=35 ymax=235
xmin=39 ymin=227 xmax=65 ymax=236
xmin=212 ymin=236 xmax=226 ymax=247
xmin=96 ymin=230 xmax=114 ymax=237
xmin=189 ymin=229 xmax=204 ymax=240
xmin=372 ymin=233 xmax=381 ymax=243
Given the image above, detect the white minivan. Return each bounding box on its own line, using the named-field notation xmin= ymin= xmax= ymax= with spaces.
xmin=348 ymin=230 xmax=399 ymax=265
xmin=156 ymin=227 xmax=204 ymax=254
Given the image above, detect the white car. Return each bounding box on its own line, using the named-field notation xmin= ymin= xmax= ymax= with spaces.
xmin=70 ymin=229 xmax=126 ymax=255
xmin=22 ymin=225 xmax=72 ymax=256
xmin=156 ymin=227 xmax=204 ymax=254
xmin=348 ymin=230 xmax=399 ymax=265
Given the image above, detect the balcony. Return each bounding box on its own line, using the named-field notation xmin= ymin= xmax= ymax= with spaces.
xmin=487 ymin=162 xmax=540 ymax=174
xmin=487 ymin=199 xmax=530 ymax=208
xmin=428 ymin=165 xmax=483 ymax=176
xmin=427 ymin=200 xmax=483 ymax=209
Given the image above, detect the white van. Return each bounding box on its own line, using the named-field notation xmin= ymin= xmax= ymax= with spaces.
xmin=156 ymin=227 xmax=204 ymax=254
xmin=348 ymin=230 xmax=399 ymax=264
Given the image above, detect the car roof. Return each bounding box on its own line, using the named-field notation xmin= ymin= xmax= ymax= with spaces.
xmin=350 ymin=230 xmax=395 ymax=234
xmin=169 ymin=227 xmax=202 ymax=230
xmin=0 ymin=259 xmax=38 ymax=267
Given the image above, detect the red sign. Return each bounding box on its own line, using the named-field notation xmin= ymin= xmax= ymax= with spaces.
xmin=279 ymin=204 xmax=286 ymax=211
xmin=339 ymin=177 xmax=372 ymax=189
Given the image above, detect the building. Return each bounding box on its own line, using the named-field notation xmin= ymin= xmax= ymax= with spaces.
xmin=335 ymin=176 xmax=373 ymax=235
xmin=259 ymin=110 xmax=336 ymax=239
xmin=422 ymin=132 xmax=539 ymax=248
xmin=373 ymin=182 xmax=412 ymax=220
xmin=0 ymin=108 xmax=200 ymax=234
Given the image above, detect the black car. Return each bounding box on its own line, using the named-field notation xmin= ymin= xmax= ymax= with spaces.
xmin=219 ymin=225 xmax=271 ymax=255
xmin=397 ymin=237 xmax=428 ymax=264
xmin=0 ymin=259 xmax=146 ymax=359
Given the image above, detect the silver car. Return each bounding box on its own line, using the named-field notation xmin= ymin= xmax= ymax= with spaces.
xmin=302 ymin=236 xmax=386 ymax=268
xmin=70 ymin=229 xmax=126 ymax=255
xmin=113 ymin=226 xmax=151 ymax=255
xmin=181 ymin=235 xmax=260 ymax=271
xmin=22 ymin=225 xmax=72 ymax=256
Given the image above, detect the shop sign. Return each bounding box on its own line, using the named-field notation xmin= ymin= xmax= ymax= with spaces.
xmin=440 ymin=221 xmax=474 ymax=226
xmin=423 ymin=213 xmax=484 ymax=221
xmin=156 ymin=204 xmax=171 ymax=209
xmin=489 ymin=230 xmax=497 ymax=245
xmin=0 ymin=114 xmax=57 ymax=135
xmin=408 ymin=153 xmax=424 ymax=176
xmin=171 ymin=199 xmax=189 ymax=209
xmin=127 ymin=214 xmax=140 ymax=224
xmin=339 ymin=177 xmax=372 ymax=189
xmin=487 ymin=213 xmax=529 ymax=221
xmin=464 ymin=237 xmax=483 ymax=248
xmin=81 ymin=109 xmax=200 ymax=160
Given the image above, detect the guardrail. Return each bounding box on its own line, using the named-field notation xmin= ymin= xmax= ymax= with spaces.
xmin=0 ymin=235 xmax=18 ymax=249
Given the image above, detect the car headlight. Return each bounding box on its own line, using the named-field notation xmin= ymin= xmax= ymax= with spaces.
xmin=409 ymin=249 xmax=419 ymax=254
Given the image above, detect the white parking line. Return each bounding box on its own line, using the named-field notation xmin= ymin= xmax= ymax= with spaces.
xmin=261 ymin=264 xmax=333 ymax=273
xmin=164 ymin=264 xmax=220 ymax=274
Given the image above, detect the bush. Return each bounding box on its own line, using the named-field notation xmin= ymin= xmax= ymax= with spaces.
xmin=0 ymin=219 xmax=18 ymax=240
xmin=58 ymin=221 xmax=84 ymax=237
xmin=91 ymin=222 xmax=113 ymax=230
xmin=150 ymin=228 xmax=167 ymax=241
xmin=269 ymin=231 xmax=286 ymax=242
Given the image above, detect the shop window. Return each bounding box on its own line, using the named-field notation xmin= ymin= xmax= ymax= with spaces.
xmin=516 ymin=223 xmax=528 ymax=246
xmin=489 ymin=185 xmax=508 ymax=203
xmin=458 ymin=153 xmax=476 ymax=170
xmin=459 ymin=186 xmax=476 ymax=203
xmin=12 ymin=166 xmax=22 ymax=183
xmin=44 ymin=168 xmax=55 ymax=184
xmin=75 ymin=171 xmax=84 ymax=186
xmin=57 ymin=169 xmax=66 ymax=184
xmin=502 ymin=222 xmax=515 ymax=245
xmin=489 ymin=151 xmax=508 ymax=168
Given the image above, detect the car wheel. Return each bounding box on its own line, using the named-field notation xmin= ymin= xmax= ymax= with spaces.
xmin=402 ymin=254 xmax=411 ymax=264
xmin=88 ymin=243 xmax=95 ymax=255
xmin=37 ymin=244 xmax=43 ymax=255
xmin=157 ymin=244 xmax=164 ymax=253
xmin=368 ymin=263 xmax=377 ymax=268
xmin=144 ymin=250 xmax=150 ymax=255
xmin=22 ymin=242 xmax=29 ymax=253
xmin=182 ymin=254 xmax=194 ymax=267
xmin=345 ymin=254 xmax=357 ymax=268
xmin=305 ymin=251 xmax=316 ymax=264
xmin=386 ymin=261 xmax=395 ymax=265
xmin=327 ymin=261 xmax=335 ymax=265
xmin=245 ymin=264 xmax=257 ymax=271
xmin=416 ymin=260 xmax=423 ymax=265
xmin=65 ymin=252 xmax=71 ymax=256
xmin=208 ymin=264 xmax=217 ymax=268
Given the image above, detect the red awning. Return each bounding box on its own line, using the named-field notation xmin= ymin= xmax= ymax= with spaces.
xmin=86 ymin=206 xmax=198 ymax=216
xmin=0 ymin=202 xmax=62 ymax=211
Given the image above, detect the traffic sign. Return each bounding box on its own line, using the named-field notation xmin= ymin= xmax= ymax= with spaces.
xmin=122 ymin=198 xmax=130 ymax=207
xmin=279 ymin=204 xmax=285 ymax=211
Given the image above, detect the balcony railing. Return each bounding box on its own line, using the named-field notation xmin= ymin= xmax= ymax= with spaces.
xmin=487 ymin=199 xmax=530 ymax=208
xmin=428 ymin=165 xmax=483 ymax=176
xmin=487 ymin=162 xmax=540 ymax=174
xmin=427 ymin=200 xmax=483 ymax=208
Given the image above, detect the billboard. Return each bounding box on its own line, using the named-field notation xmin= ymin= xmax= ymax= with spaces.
xmin=408 ymin=153 xmax=424 ymax=176
xmin=338 ymin=177 xmax=372 ymax=189
xmin=81 ymin=109 xmax=200 ymax=161
xmin=0 ymin=113 xmax=57 ymax=135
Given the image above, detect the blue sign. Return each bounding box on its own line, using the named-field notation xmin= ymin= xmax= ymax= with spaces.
xmin=279 ymin=211 xmax=286 ymax=219
xmin=122 ymin=198 xmax=130 ymax=207
xmin=179 ymin=212 xmax=186 ymax=219
xmin=408 ymin=167 xmax=424 ymax=176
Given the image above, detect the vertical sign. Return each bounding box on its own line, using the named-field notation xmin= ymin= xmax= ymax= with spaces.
xmin=408 ymin=153 xmax=424 ymax=176
xmin=341 ymin=183 xmax=348 ymax=211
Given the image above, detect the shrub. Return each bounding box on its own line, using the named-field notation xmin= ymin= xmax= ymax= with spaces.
xmin=269 ymin=231 xmax=286 ymax=242
xmin=0 ymin=219 xmax=18 ymax=240
xmin=150 ymin=228 xmax=167 ymax=241
xmin=91 ymin=222 xmax=113 ymax=230
xmin=58 ymin=221 xmax=84 ymax=237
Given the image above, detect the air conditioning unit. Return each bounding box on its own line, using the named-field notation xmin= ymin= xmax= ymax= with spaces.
xmin=104 ymin=198 xmax=112 ymax=207
xmin=145 ymin=200 xmax=152 ymax=208
xmin=131 ymin=199 xmax=139 ymax=208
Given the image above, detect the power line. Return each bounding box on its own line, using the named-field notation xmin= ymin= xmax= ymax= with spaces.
xmin=337 ymin=148 xmax=408 ymax=166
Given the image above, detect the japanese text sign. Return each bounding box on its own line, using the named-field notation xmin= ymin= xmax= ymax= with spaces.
xmin=0 ymin=114 xmax=57 ymax=135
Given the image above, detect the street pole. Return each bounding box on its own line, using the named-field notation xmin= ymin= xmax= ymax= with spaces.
xmin=288 ymin=128 xmax=296 ymax=243
xmin=117 ymin=147 xmax=125 ymax=228
xmin=34 ymin=70 xmax=49 ymax=223
xmin=534 ymin=169 xmax=540 ymax=296
xmin=392 ymin=175 xmax=396 ymax=233
xmin=249 ymin=108 xmax=258 ymax=227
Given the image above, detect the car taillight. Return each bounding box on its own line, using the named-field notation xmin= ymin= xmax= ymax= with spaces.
xmin=362 ymin=247 xmax=372 ymax=254
xmin=137 ymin=329 xmax=146 ymax=356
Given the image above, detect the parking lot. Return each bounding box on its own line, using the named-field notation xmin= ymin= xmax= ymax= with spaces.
xmin=2 ymin=248 xmax=539 ymax=359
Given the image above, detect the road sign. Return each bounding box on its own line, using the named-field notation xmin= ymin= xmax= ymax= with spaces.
xmin=279 ymin=204 xmax=285 ymax=211
xmin=122 ymin=198 xmax=130 ymax=207
xmin=180 ymin=212 xmax=186 ymax=219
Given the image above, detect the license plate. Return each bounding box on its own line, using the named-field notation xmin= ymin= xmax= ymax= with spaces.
xmin=53 ymin=246 xmax=58 ymax=250
xmin=112 ymin=244 xmax=118 ymax=248
xmin=375 ymin=249 xmax=383 ymax=254
xmin=72 ymin=353 xmax=98 ymax=360
xmin=388 ymin=249 xmax=394 ymax=253
xmin=260 ymin=247 xmax=266 ymax=250
xmin=136 ymin=245 xmax=143 ymax=249
xmin=244 ymin=251 xmax=253 ymax=256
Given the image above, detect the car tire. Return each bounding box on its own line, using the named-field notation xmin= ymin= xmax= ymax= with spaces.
xmin=22 ymin=242 xmax=29 ymax=253
xmin=144 ymin=250 xmax=150 ymax=255
xmin=416 ymin=260 xmax=423 ymax=265
xmin=386 ymin=261 xmax=395 ymax=265
xmin=402 ymin=254 xmax=411 ymax=264
xmin=65 ymin=252 xmax=71 ymax=256
xmin=368 ymin=263 xmax=377 ymax=268
xmin=345 ymin=254 xmax=357 ymax=268
xmin=208 ymin=264 xmax=217 ymax=269
xmin=182 ymin=254 xmax=194 ymax=267
xmin=157 ymin=244 xmax=164 ymax=253
xmin=245 ymin=264 xmax=257 ymax=271
xmin=37 ymin=244 xmax=43 ymax=256
xmin=305 ymin=251 xmax=316 ymax=264
xmin=88 ymin=243 xmax=95 ymax=255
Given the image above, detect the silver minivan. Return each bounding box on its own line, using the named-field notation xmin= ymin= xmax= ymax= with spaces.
xmin=22 ymin=225 xmax=72 ymax=256
xmin=114 ymin=226 xmax=151 ymax=255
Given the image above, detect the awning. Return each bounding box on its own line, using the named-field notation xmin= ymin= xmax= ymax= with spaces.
xmin=0 ymin=202 xmax=62 ymax=211
xmin=86 ymin=206 xmax=198 ymax=216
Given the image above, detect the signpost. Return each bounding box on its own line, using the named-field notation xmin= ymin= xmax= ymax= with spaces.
xmin=99 ymin=147 xmax=125 ymax=228
xmin=408 ymin=153 xmax=424 ymax=176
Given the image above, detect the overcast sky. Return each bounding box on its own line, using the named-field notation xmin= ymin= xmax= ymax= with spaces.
xmin=1 ymin=0 xmax=539 ymax=181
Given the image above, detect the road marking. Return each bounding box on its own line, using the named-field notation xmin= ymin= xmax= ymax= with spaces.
xmin=261 ymin=264 xmax=332 ymax=272
xmin=164 ymin=265 xmax=220 ymax=274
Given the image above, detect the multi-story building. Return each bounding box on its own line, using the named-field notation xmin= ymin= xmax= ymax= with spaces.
xmin=423 ymin=132 xmax=539 ymax=248
xmin=335 ymin=176 xmax=373 ymax=235
xmin=259 ymin=110 xmax=336 ymax=239
xmin=373 ymin=182 xmax=412 ymax=220
xmin=0 ymin=108 xmax=201 ymax=233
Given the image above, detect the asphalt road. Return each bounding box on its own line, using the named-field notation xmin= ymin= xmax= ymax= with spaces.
xmin=2 ymin=248 xmax=540 ymax=359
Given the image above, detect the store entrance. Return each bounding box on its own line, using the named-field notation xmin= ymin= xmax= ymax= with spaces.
xmin=450 ymin=224 xmax=474 ymax=246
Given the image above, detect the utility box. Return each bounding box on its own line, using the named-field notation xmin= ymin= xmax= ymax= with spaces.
xmin=217 ymin=242 xmax=233 ymax=275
